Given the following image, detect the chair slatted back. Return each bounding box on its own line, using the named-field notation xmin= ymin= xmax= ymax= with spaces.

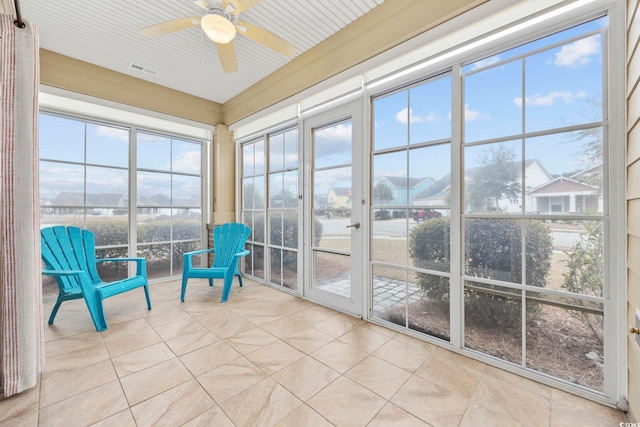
xmin=212 ymin=222 xmax=251 ymax=268
xmin=41 ymin=226 xmax=102 ymax=292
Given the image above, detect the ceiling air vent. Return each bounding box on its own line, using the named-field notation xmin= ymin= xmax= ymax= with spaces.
xmin=128 ymin=63 xmax=158 ymax=76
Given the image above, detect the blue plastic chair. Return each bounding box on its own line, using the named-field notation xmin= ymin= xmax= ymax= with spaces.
xmin=41 ymin=226 xmax=151 ymax=332
xmin=181 ymin=222 xmax=251 ymax=303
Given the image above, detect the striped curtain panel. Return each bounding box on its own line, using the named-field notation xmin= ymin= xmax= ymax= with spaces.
xmin=0 ymin=13 xmax=44 ymax=397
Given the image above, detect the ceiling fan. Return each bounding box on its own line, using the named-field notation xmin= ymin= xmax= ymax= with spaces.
xmin=139 ymin=0 xmax=296 ymax=73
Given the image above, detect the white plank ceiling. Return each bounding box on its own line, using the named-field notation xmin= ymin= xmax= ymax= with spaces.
xmin=15 ymin=0 xmax=384 ymax=104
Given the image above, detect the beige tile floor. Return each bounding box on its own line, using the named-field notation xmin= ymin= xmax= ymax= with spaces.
xmin=0 ymin=279 xmax=629 ymax=426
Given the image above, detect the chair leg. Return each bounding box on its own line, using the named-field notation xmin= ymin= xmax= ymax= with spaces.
xmin=236 ymin=273 xmax=244 ymax=288
xmin=48 ymin=298 xmax=63 ymax=325
xmin=208 ymin=278 xmax=214 ymax=287
xmin=143 ymin=285 xmax=152 ymax=310
xmin=221 ymin=271 xmax=234 ymax=303
xmin=180 ymin=276 xmax=189 ymax=302
xmin=84 ymin=293 xmax=108 ymax=332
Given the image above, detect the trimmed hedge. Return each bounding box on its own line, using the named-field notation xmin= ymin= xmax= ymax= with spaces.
xmin=69 ymin=219 xmax=201 ymax=278
xmin=410 ymin=217 xmax=552 ymax=327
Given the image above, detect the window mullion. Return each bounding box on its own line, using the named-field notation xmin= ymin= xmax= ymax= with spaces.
xmin=450 ymin=64 xmax=463 ymax=349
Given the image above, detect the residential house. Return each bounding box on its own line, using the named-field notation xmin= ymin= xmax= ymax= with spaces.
xmin=326 ymin=186 xmax=351 ymax=211
xmin=413 ymin=159 xmax=553 ymax=212
xmin=374 ymin=176 xmax=436 ymax=206
xmin=528 ymin=164 xmax=603 ymax=214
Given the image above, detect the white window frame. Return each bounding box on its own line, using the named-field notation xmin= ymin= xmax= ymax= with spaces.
xmin=38 ymin=86 xmax=213 ymax=282
xmin=231 ymin=0 xmax=626 ymax=407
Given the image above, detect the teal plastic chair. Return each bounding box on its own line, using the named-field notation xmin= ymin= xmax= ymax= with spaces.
xmin=181 ymin=222 xmax=251 ymax=303
xmin=41 ymin=226 xmax=151 ymax=332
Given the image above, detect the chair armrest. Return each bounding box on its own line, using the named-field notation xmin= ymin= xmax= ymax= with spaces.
xmin=95 ymin=258 xmax=147 ymax=277
xmin=42 ymin=268 xmax=96 ymax=298
xmin=183 ymin=249 xmax=214 ymax=257
xmin=236 ymin=249 xmax=250 ymax=257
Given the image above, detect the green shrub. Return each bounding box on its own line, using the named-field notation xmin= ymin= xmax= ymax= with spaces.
xmin=562 ymin=221 xmax=604 ymax=344
xmin=410 ymin=218 xmax=552 ymax=327
xmin=74 ymin=219 xmax=200 ymax=277
xmin=249 ymin=212 xmax=323 ymax=276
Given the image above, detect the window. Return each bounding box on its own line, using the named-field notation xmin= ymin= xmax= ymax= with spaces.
xmin=371 ymin=72 xmax=453 ymax=341
xmin=136 ymin=131 xmax=203 ymax=279
xmin=241 ymin=127 xmax=300 ymax=291
xmin=268 ymin=128 xmax=299 ymax=289
xmin=461 ymin=16 xmax=607 ymax=391
xmin=39 ymin=112 xmax=204 ymax=297
xmin=242 ymin=139 xmax=266 ymax=280
xmin=370 ymin=15 xmax=609 ymax=393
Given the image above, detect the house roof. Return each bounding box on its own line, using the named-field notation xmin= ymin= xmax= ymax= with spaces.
xmin=571 ymin=163 xmax=603 ymax=180
xmin=528 ymin=176 xmax=598 ymax=194
xmin=379 ymin=176 xmax=434 ymax=189
xmin=329 ymin=187 xmax=351 ymax=196
xmin=50 ymin=192 xmax=127 ymax=207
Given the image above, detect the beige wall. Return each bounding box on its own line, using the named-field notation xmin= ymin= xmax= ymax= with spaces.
xmin=40 ymin=49 xmax=223 ymax=126
xmin=628 ymin=0 xmax=640 ymax=421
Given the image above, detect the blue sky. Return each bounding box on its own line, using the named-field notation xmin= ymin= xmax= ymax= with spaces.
xmin=39 ymin=114 xmax=202 ymax=205
xmin=372 ymin=16 xmax=606 ymax=186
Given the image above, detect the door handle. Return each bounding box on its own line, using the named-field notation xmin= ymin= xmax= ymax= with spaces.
xmin=346 ymin=222 xmax=360 ymax=229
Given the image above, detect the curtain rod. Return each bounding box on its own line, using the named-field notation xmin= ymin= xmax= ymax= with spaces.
xmin=13 ymin=0 xmax=25 ymax=28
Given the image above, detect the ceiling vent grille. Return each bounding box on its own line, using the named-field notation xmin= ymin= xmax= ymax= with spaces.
xmin=128 ymin=63 xmax=158 ymax=76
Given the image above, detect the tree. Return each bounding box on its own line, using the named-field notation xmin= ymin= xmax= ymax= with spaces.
xmin=373 ymin=181 xmax=394 ymax=205
xmin=563 ymin=96 xmax=603 ymax=163
xmin=466 ymin=145 xmax=520 ymax=212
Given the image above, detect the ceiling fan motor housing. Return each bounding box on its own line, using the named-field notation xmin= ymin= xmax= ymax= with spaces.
xmin=208 ymin=2 xmax=238 ymax=24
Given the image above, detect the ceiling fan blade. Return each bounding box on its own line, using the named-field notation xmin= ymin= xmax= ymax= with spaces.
xmin=236 ymin=20 xmax=295 ymax=58
xmin=217 ymin=42 xmax=238 ymax=73
xmin=227 ymin=0 xmax=262 ymax=13
xmin=193 ymin=0 xmax=209 ymax=10
xmin=139 ymin=17 xmax=200 ymax=38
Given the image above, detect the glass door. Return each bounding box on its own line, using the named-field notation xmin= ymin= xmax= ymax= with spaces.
xmin=303 ymin=102 xmax=362 ymax=316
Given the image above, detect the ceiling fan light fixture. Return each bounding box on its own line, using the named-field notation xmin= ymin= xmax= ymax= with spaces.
xmin=201 ymin=13 xmax=236 ymax=44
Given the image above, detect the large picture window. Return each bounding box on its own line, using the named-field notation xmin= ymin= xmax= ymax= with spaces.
xmin=461 ymin=16 xmax=607 ymax=392
xmin=370 ymin=15 xmax=609 ymax=393
xmin=39 ymin=112 xmax=204 ymax=296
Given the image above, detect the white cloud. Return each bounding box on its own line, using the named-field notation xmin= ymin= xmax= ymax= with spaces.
xmin=424 ymin=112 xmax=440 ymax=123
xmin=513 ymin=90 xmax=587 ymax=107
xmin=464 ymin=104 xmax=482 ymax=121
xmin=316 ymin=123 xmax=351 ymax=142
xmin=138 ymin=133 xmax=167 ymax=142
xmin=95 ymin=125 xmax=128 ymax=141
xmin=554 ymin=35 xmax=600 ymax=69
xmin=395 ymin=107 xmax=440 ymax=125
xmin=471 ymin=55 xmax=501 ymax=70
xmin=173 ymin=150 xmax=201 ymax=173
